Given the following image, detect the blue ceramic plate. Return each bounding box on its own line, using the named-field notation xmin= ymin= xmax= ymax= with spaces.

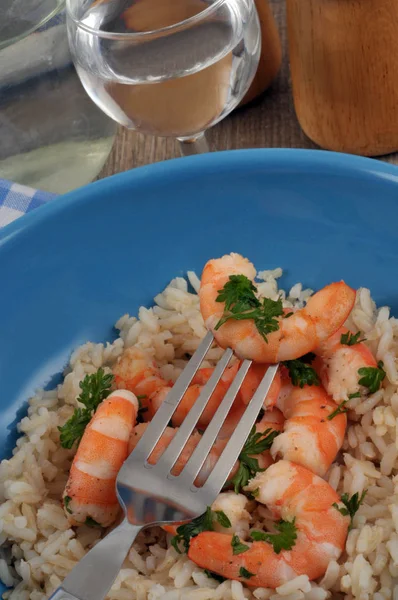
xmin=0 ymin=147 xmax=397 ymax=534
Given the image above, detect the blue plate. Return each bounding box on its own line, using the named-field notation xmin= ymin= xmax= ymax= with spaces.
xmin=0 ymin=148 xmax=397 ymax=572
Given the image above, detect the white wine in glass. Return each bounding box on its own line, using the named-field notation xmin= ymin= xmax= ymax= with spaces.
xmin=66 ymin=0 xmax=261 ymax=154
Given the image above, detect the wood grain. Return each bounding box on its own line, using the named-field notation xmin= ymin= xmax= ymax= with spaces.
xmin=287 ymin=0 xmax=398 ymax=156
xmin=98 ymin=0 xmax=398 ymax=178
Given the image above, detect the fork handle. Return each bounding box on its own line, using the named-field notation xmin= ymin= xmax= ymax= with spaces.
xmin=48 ymin=519 xmax=142 ymax=600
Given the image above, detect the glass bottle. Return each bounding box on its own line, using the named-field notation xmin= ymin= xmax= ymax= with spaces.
xmin=0 ymin=1 xmax=116 ymax=193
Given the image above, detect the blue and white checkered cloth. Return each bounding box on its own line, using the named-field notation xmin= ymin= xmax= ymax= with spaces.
xmin=0 ymin=179 xmax=57 ymax=228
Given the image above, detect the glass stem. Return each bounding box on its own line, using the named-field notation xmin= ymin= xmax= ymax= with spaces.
xmin=177 ymin=133 xmax=210 ymax=156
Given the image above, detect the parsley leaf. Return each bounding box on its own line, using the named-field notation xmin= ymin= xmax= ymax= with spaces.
xmin=171 ymin=507 xmax=216 ymax=553
xmin=64 ymin=496 xmax=72 ymax=514
xmin=250 ymin=519 xmax=297 ymax=554
xmin=58 ymin=368 xmax=114 ymax=449
xmin=358 ymin=361 xmax=386 ymax=394
xmin=250 ymin=487 xmax=260 ymax=499
xmin=348 ymin=392 xmax=361 ymax=399
xmin=239 ymin=567 xmax=255 ymax=579
xmin=341 ymin=331 xmax=366 ymax=346
xmin=215 ymin=510 xmax=232 ymax=529
xmin=333 ymin=490 xmax=367 ymax=529
xmin=231 ymin=534 xmax=249 ymax=555
xmin=215 ymin=275 xmax=284 ymax=342
xmin=327 ymin=400 xmax=348 ymax=420
xmin=231 ymin=427 xmax=280 ymax=493
xmin=283 ymin=355 xmax=320 ymax=388
xmin=85 ymin=517 xmax=101 ymax=527
xmin=204 ymin=570 xmax=226 ymax=583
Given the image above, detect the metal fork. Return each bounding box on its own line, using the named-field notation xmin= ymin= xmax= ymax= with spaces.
xmin=49 ymin=332 xmax=278 ymax=600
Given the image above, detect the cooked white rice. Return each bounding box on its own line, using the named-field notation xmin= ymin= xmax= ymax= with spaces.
xmin=1 ymin=268 xmax=398 ymax=600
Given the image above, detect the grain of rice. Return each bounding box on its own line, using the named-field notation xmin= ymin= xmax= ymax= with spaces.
xmin=327 ymin=465 xmax=341 ymax=491
xmin=276 ymin=577 xmax=311 ymax=596
xmin=303 ymin=587 xmax=328 ymax=600
xmin=381 ymin=444 xmax=398 ymax=476
xmin=270 ymin=592 xmax=304 ymax=600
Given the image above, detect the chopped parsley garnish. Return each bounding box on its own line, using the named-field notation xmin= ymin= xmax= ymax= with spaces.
xmin=283 ymin=353 xmax=320 ymax=388
xmin=333 ymin=490 xmax=367 ymax=529
xmin=171 ymin=507 xmax=230 ymax=553
xmin=251 ymin=487 xmax=260 ymax=498
xmin=85 ymin=517 xmax=101 ymax=527
xmin=215 ymin=275 xmax=284 ymax=342
xmin=358 ymin=361 xmax=386 ymax=394
xmin=239 ymin=567 xmax=255 ymax=579
xmin=340 ymin=331 xmax=366 ymax=346
xmin=204 ymin=570 xmax=226 ymax=583
xmin=284 ymin=312 xmax=294 ymax=318
xmin=215 ymin=510 xmax=232 ymax=529
xmin=250 ymin=519 xmax=297 ymax=554
xmin=137 ymin=395 xmax=147 ymax=401
xmin=328 ymin=391 xmax=363 ymax=420
xmin=231 ymin=427 xmax=280 ymax=493
xmin=231 ymin=534 xmax=249 ymax=555
xmin=327 ymin=400 xmax=348 ymax=420
xmin=64 ymin=496 xmax=72 ymax=514
xmin=58 ymin=369 xmax=114 ymax=449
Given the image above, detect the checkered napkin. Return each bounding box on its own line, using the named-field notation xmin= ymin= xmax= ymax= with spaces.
xmin=0 ymin=179 xmax=57 ymax=228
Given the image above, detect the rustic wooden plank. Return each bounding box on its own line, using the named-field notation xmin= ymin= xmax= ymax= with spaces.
xmin=98 ymin=0 xmax=398 ymax=179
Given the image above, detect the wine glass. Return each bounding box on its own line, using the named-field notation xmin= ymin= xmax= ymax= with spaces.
xmin=66 ymin=0 xmax=261 ymax=156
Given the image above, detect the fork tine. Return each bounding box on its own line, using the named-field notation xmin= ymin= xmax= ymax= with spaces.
xmin=150 ymin=347 xmax=234 ymax=474
xmin=125 ymin=331 xmax=214 ymax=462
xmin=176 ymin=359 xmax=252 ymax=486
xmin=197 ymin=364 xmax=279 ymax=503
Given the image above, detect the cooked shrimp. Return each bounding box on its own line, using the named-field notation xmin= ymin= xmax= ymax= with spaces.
xmin=212 ymin=492 xmax=251 ymax=537
xmin=188 ymin=460 xmax=350 ymax=587
xmin=128 ymin=423 xmax=231 ymax=485
xmin=199 ymin=253 xmax=356 ymax=362
xmin=129 ymin=408 xmax=283 ymax=486
xmin=171 ymin=362 xmax=240 ymax=427
xmin=164 ymin=492 xmax=251 ymax=537
xmin=271 ymin=383 xmax=346 ymax=476
xmin=148 ymin=362 xmax=240 ymax=426
xmin=314 ymin=326 xmax=378 ymax=401
xmin=257 ymin=407 xmax=285 ymax=433
xmin=63 ymin=390 xmax=138 ymax=527
xmin=114 ymin=347 xmax=241 ymax=427
xmin=239 ymin=363 xmax=281 ymax=409
xmin=113 ymin=346 xmax=168 ymax=400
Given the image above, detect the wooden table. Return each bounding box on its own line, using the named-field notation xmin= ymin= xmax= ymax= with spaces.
xmin=98 ymin=0 xmax=398 ymax=179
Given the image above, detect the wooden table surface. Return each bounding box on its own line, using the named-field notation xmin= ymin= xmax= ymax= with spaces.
xmin=98 ymin=0 xmax=398 ymax=179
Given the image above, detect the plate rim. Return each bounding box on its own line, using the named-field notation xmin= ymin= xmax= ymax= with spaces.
xmin=1 ymin=148 xmax=398 ymax=244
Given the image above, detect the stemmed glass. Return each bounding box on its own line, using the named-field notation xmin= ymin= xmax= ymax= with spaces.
xmin=66 ymin=0 xmax=261 ymax=156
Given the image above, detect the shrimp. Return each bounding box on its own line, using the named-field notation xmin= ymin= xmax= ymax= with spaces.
xmin=164 ymin=492 xmax=251 ymax=538
xmin=147 ymin=362 xmax=240 ymax=426
xmin=270 ymin=383 xmax=346 ymax=476
xmin=113 ymin=346 xmax=168 ymax=400
xmin=128 ymin=423 xmax=230 ymax=485
xmin=314 ymin=326 xmax=378 ymax=401
xmin=114 ymin=347 xmax=240 ymax=427
xmin=63 ymin=390 xmax=138 ymax=527
xmin=199 ymin=253 xmax=356 ymax=362
xmin=129 ymin=407 xmax=284 ymax=486
xmin=239 ymin=363 xmax=281 ymax=408
xmin=188 ymin=460 xmax=350 ymax=588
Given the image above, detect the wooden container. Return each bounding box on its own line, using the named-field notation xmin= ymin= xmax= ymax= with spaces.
xmin=286 ymin=0 xmax=398 ymax=156
xmin=240 ymin=0 xmax=282 ymax=106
